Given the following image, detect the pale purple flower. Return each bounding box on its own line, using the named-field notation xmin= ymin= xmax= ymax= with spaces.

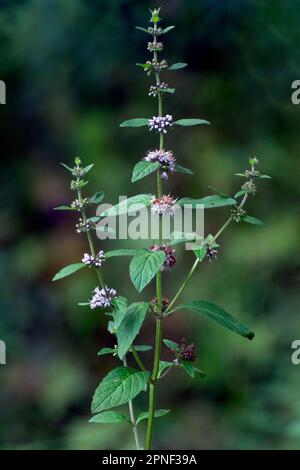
xmin=82 ymin=250 xmax=105 ymax=267
xmin=150 ymin=244 xmax=177 ymax=271
xmin=148 ymin=115 xmax=173 ymax=134
xmin=151 ymin=194 xmax=178 ymax=216
xmin=89 ymin=287 xmax=117 ymax=309
xmin=145 ymin=149 xmax=176 ymax=180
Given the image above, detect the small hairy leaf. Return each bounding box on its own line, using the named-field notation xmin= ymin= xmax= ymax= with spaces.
xmin=234 ymin=190 xmax=246 ymax=198
xmin=120 ymin=118 xmax=149 ymax=127
xmin=105 ymin=249 xmax=137 ymax=258
xmin=53 ymin=205 xmax=75 ymax=211
xmin=61 ymin=162 xmax=73 ymax=172
xmin=117 ymin=302 xmax=149 ymax=359
xmin=132 ymin=161 xmax=160 ymax=182
xmin=175 ymin=300 xmax=254 ymax=340
xmin=175 ymin=118 xmax=211 ymax=126
xmin=83 ymin=163 xmax=94 ymax=175
xmin=242 ymin=215 xmax=265 ymax=226
xmin=90 ymin=191 xmax=104 ymax=204
xmin=130 ymin=249 xmax=165 ymax=292
xmin=101 ymin=194 xmax=152 ymax=217
xmin=163 ymin=339 xmax=180 ymax=352
xmin=97 ymin=347 xmax=116 ymax=356
xmin=91 ymin=367 xmax=149 ymax=413
xmin=175 ymin=164 xmax=194 ymax=175
xmin=132 ymin=345 xmax=152 ymax=352
xmin=168 ymin=62 xmax=187 ymax=70
xmin=135 ymin=26 xmax=151 ymax=34
xmin=259 ymin=174 xmax=272 ymax=179
xmin=89 ymin=411 xmax=129 ymax=424
xmin=136 ymin=409 xmax=170 ymax=425
xmin=52 ymin=263 xmax=85 ymax=281
xmin=158 ymin=361 xmax=174 ymax=378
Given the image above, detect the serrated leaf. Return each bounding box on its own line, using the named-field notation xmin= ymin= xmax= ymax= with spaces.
xmin=101 ymin=194 xmax=151 ymax=217
xmin=112 ymin=296 xmax=128 ymax=330
xmin=90 ymin=191 xmax=104 ymax=204
xmin=242 ymin=215 xmax=265 ymax=226
xmin=132 ymin=161 xmax=160 ymax=182
xmin=52 ymin=263 xmax=85 ymax=281
xmin=91 ymin=366 xmax=149 ymax=413
xmin=130 ymin=249 xmax=165 ymax=292
xmin=178 ymin=195 xmax=236 ymax=209
xmin=97 ymin=347 xmax=116 ymax=356
xmin=89 ymin=411 xmax=129 ymax=424
xmin=136 ymin=409 xmax=170 ymax=425
xmin=175 ymin=118 xmax=211 ymax=126
xmin=181 ymin=360 xmax=195 ymax=378
xmin=106 ymin=249 xmax=137 ymax=258
xmin=163 ymin=339 xmax=180 ymax=352
xmin=175 ymin=300 xmax=254 ymax=340
xmin=168 ymin=62 xmax=188 ymax=70
xmin=175 ymin=164 xmax=194 ymax=175
xmin=53 ymin=205 xmax=75 ymax=211
xmin=120 ymin=118 xmax=149 ymax=128
xmin=117 ymin=302 xmax=149 ymax=359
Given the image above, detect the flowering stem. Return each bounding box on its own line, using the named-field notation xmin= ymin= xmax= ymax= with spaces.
xmin=146 ymin=21 xmax=164 ymax=450
xmin=123 ymin=355 xmax=141 ymax=450
xmin=164 ymin=191 xmax=251 ymax=317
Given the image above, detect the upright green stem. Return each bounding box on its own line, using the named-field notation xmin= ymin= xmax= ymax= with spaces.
xmin=146 ymin=21 xmax=165 ymax=450
xmin=123 ymin=356 xmax=141 ymax=450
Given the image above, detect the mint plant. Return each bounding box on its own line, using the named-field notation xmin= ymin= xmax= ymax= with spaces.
xmin=53 ymin=8 xmax=270 ymax=450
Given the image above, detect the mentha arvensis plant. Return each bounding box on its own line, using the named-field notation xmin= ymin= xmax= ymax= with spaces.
xmin=53 ymin=8 xmax=270 ymax=450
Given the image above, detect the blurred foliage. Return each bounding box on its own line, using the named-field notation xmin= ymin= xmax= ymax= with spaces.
xmin=0 ymin=0 xmax=300 ymax=450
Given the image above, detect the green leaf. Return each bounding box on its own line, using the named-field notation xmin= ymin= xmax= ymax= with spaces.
xmin=130 ymin=249 xmax=165 ymax=292
xmin=52 ymin=263 xmax=85 ymax=281
xmin=170 ymin=231 xmax=198 ymax=246
xmin=178 ymin=195 xmax=236 ymax=209
xmin=132 ymin=345 xmax=152 ymax=352
xmin=193 ymin=367 xmax=206 ymax=378
xmin=168 ymin=62 xmax=188 ymax=70
xmin=101 ymin=194 xmax=152 ymax=217
xmin=235 ymin=190 xmax=246 ymax=198
xmin=91 ymin=367 xmax=149 ymax=413
xmin=175 ymin=300 xmax=254 ymax=340
xmin=112 ymin=297 xmax=128 ymax=330
xmin=259 ymin=174 xmax=272 ymax=179
xmin=131 ymin=161 xmax=160 ymax=182
xmin=120 ymin=118 xmax=149 ymax=128
xmin=164 ymin=88 xmax=175 ymax=94
xmin=89 ymin=411 xmax=129 ymax=424
xmin=208 ymin=186 xmax=230 ymax=198
xmin=53 ymin=205 xmax=75 ymax=211
xmin=136 ymin=409 xmax=170 ymax=425
xmin=175 ymin=164 xmax=194 ymax=175
xmin=163 ymin=339 xmax=180 ymax=352
xmin=97 ymin=347 xmax=116 ymax=356
xmin=116 ymin=302 xmax=149 ymax=359
xmin=61 ymin=162 xmax=73 ymax=172
xmin=193 ymin=244 xmax=207 ymax=261
xmin=242 ymin=215 xmax=265 ymax=226
xmin=106 ymin=249 xmax=137 ymax=258
xmin=181 ymin=360 xmax=195 ymax=378
xmin=135 ymin=26 xmax=151 ymax=34
xmin=161 ymin=26 xmax=175 ymax=34
xmin=83 ymin=163 xmax=94 ymax=175
xmin=90 ymin=191 xmax=104 ymax=204
xmin=158 ymin=361 xmax=174 ymax=378
xmin=174 ymin=118 xmax=211 ymax=126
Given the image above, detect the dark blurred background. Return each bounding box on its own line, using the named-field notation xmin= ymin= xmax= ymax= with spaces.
xmin=0 ymin=0 xmax=300 ymax=450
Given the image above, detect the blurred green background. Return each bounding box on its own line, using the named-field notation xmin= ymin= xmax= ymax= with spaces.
xmin=0 ymin=0 xmax=300 ymax=450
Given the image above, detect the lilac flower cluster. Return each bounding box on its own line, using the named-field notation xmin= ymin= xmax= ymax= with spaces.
xmin=148 ymin=82 xmax=168 ymax=97
xmin=89 ymin=287 xmax=117 ymax=309
xmin=145 ymin=59 xmax=168 ymax=74
xmin=76 ymin=218 xmax=95 ymax=233
xmin=177 ymin=338 xmax=197 ymax=362
xmin=145 ymin=149 xmax=176 ymax=180
xmin=82 ymin=250 xmax=105 ymax=267
xmin=151 ymin=194 xmax=178 ymax=216
xmin=150 ymin=244 xmax=177 ymax=271
xmin=148 ymin=114 xmax=173 ymax=134
xmin=147 ymin=41 xmax=163 ymax=52
xmin=205 ymin=244 xmax=218 ymax=262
